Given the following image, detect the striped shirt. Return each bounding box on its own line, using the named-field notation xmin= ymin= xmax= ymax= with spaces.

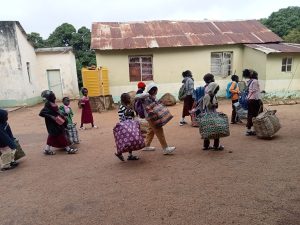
xmin=118 ymin=105 xmax=135 ymax=122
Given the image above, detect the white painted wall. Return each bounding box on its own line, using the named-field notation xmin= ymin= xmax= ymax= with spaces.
xmin=36 ymin=51 xmax=79 ymax=99
xmin=15 ymin=23 xmax=41 ymax=100
xmin=0 ymin=22 xmax=24 ymax=102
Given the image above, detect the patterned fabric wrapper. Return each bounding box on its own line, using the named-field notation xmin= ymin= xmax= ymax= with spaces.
xmin=190 ymin=110 xmax=199 ymax=127
xmin=66 ymin=123 xmax=80 ymax=144
xmin=14 ymin=139 xmax=26 ymax=161
xmin=253 ymin=110 xmax=281 ymax=138
xmin=198 ymin=112 xmax=230 ymax=139
xmin=145 ymin=102 xmax=173 ymax=127
xmin=113 ymin=120 xmax=145 ymax=154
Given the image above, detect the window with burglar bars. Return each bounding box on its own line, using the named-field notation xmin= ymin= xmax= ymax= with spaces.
xmin=128 ymin=56 xmax=153 ymax=81
xmin=281 ymin=57 xmax=292 ymax=72
xmin=211 ymin=52 xmax=233 ymax=76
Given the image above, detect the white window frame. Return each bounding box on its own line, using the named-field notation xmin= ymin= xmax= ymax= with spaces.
xmin=128 ymin=55 xmax=153 ymax=82
xmin=211 ymin=52 xmax=233 ymax=77
xmin=281 ymin=57 xmax=293 ymax=72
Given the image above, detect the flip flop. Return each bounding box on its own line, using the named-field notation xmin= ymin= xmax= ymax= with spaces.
xmin=127 ymin=155 xmax=139 ymax=160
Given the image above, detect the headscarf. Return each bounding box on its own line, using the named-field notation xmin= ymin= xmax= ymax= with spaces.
xmin=41 ymin=90 xmax=55 ymax=102
xmin=147 ymin=82 xmax=157 ymax=93
xmin=137 ymin=82 xmax=146 ymax=89
xmin=203 ymin=82 xmax=219 ymax=110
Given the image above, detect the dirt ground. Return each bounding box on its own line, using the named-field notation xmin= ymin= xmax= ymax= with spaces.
xmin=0 ymin=101 xmax=300 ymax=225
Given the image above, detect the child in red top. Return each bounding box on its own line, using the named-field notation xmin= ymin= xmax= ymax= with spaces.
xmin=80 ymin=88 xmax=97 ymax=130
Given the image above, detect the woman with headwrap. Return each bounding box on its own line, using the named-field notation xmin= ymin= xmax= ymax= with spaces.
xmin=79 ymin=88 xmax=97 ymax=130
xmin=201 ymin=75 xmax=224 ymax=151
xmin=39 ymin=90 xmax=77 ymax=155
xmin=0 ymin=109 xmax=18 ymax=170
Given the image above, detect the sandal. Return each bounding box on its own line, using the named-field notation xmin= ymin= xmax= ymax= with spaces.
xmin=115 ymin=153 xmax=125 ymax=161
xmin=202 ymin=146 xmax=213 ymax=151
xmin=66 ymin=148 xmax=78 ymax=154
xmin=213 ymin=145 xmax=224 ymax=151
xmin=127 ymin=155 xmax=139 ymax=160
xmin=44 ymin=149 xmax=56 ymax=155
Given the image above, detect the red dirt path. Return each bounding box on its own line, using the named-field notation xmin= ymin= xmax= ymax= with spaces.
xmin=0 ymin=101 xmax=300 ymax=225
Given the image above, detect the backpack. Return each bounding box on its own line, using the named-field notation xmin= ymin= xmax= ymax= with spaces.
xmin=193 ymin=86 xmax=205 ymax=102
xmin=226 ymin=82 xmax=237 ymax=99
xmin=178 ymin=84 xmax=187 ymax=101
xmin=239 ymin=80 xmax=253 ymax=110
xmin=134 ymin=99 xmax=145 ymax=119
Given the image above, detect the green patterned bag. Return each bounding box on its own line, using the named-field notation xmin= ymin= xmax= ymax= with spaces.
xmin=198 ymin=112 xmax=230 ymax=139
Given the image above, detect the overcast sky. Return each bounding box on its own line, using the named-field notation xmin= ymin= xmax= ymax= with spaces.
xmin=1 ymin=0 xmax=300 ymax=38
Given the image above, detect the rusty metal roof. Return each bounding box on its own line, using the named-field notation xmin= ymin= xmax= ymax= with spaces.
xmin=245 ymin=43 xmax=300 ymax=54
xmin=91 ymin=20 xmax=282 ymax=50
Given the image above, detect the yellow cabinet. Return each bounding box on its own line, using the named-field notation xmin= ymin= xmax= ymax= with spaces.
xmin=82 ymin=67 xmax=110 ymax=96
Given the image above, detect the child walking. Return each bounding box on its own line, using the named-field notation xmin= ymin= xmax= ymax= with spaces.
xmin=59 ymin=97 xmax=80 ymax=144
xmin=39 ymin=90 xmax=77 ymax=155
xmin=229 ymin=75 xmax=241 ymax=124
xmin=115 ymin=93 xmax=139 ymax=161
xmin=80 ymin=88 xmax=97 ymax=130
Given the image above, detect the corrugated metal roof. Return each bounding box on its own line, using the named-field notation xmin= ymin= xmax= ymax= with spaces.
xmin=245 ymin=43 xmax=300 ymax=54
xmin=91 ymin=20 xmax=282 ymax=50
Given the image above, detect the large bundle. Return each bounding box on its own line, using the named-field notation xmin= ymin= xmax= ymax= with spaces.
xmin=253 ymin=110 xmax=281 ymax=138
xmin=198 ymin=112 xmax=230 ymax=139
xmin=233 ymin=102 xmax=248 ymax=119
xmin=113 ymin=120 xmax=145 ymax=154
xmin=145 ymin=102 xmax=173 ymax=127
xmin=159 ymin=93 xmax=176 ymax=106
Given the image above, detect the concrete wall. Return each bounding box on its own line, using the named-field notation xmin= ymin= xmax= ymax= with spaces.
xmin=265 ymin=54 xmax=300 ymax=97
xmin=36 ymin=51 xmax=79 ymax=99
xmin=0 ymin=22 xmax=25 ymax=107
xmin=243 ymin=47 xmax=267 ymax=91
xmin=96 ymin=45 xmax=244 ymax=101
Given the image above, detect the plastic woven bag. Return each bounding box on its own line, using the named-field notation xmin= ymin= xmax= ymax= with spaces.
xmin=198 ymin=112 xmax=230 ymax=139
xmin=253 ymin=110 xmax=281 ymax=138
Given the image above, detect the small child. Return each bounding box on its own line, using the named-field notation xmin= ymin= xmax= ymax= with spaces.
xmin=80 ymin=88 xmax=97 ymax=130
xmin=59 ymin=97 xmax=80 ymax=144
xmin=115 ymin=93 xmax=139 ymax=161
xmin=0 ymin=109 xmax=18 ymax=171
xmin=229 ymin=75 xmax=241 ymax=124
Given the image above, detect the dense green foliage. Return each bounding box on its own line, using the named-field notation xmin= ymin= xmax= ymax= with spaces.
xmin=27 ymin=23 xmax=96 ymax=87
xmin=261 ymin=6 xmax=300 ymax=43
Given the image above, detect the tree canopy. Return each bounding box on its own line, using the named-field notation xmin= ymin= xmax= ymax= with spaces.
xmin=261 ymin=6 xmax=300 ymax=42
xmin=27 ymin=23 xmax=96 ymax=87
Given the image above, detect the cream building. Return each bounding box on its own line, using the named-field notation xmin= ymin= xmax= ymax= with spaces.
xmin=91 ymin=20 xmax=300 ymax=101
xmin=0 ymin=21 xmax=79 ymax=107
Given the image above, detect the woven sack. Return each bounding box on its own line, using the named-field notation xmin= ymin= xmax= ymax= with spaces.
xmin=198 ymin=112 xmax=230 ymax=139
xmin=253 ymin=110 xmax=281 ymax=138
xmin=145 ymin=102 xmax=173 ymax=127
xmin=135 ymin=118 xmax=149 ymax=138
xmin=113 ymin=120 xmax=145 ymax=154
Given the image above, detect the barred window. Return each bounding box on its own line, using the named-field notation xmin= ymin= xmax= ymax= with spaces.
xmin=281 ymin=57 xmax=292 ymax=72
xmin=129 ymin=56 xmax=153 ymax=81
xmin=211 ymin=52 xmax=233 ymax=76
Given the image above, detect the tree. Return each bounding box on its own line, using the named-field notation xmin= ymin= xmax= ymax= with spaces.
xmin=27 ymin=32 xmax=45 ymax=48
xmin=284 ymin=28 xmax=300 ymax=43
xmin=46 ymin=23 xmax=76 ymax=47
xmin=27 ymin=23 xmax=96 ymax=88
xmin=261 ymin=6 xmax=300 ymax=37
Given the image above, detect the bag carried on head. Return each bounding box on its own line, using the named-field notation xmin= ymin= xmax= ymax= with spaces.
xmin=145 ymin=102 xmax=173 ymax=127
xmin=113 ymin=120 xmax=145 ymax=154
xmin=178 ymin=84 xmax=187 ymax=101
xmin=198 ymin=112 xmax=230 ymax=139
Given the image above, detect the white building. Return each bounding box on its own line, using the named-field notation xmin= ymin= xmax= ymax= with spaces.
xmin=0 ymin=21 xmax=79 ymax=107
